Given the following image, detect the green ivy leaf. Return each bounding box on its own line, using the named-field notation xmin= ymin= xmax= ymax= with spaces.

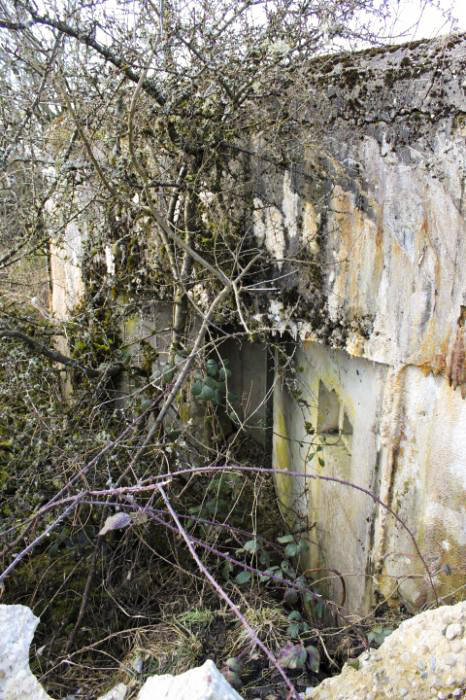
xmin=277 ymin=534 xmax=294 ymax=544
xmin=243 ymin=539 xmax=259 ymax=553
xmin=191 ymin=380 xmax=203 ymax=396
xmin=281 ymin=559 xmax=295 ymax=577
xmin=225 ymin=657 xmax=241 ymax=673
xmin=206 ymin=359 xmax=218 ymax=377
xmin=278 ymin=643 xmax=307 ymax=669
xmin=285 ymin=542 xmax=299 ymax=557
xmin=235 ymin=570 xmax=251 ymax=585
xmin=260 ymin=566 xmax=281 ymax=582
xmin=287 ymin=622 xmax=301 ymax=638
xmin=259 ymin=549 xmax=270 ymax=566
xmin=306 ymin=645 xmax=320 ymax=673
xmin=287 ymin=610 xmax=302 ymax=622
xmin=199 ymin=385 xmax=216 ymax=401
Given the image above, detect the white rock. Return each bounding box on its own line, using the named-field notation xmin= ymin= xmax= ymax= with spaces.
xmin=137 ymin=659 xmax=243 ymax=700
xmin=97 ymin=682 xmax=128 ymax=700
xmin=304 ymin=601 xmax=466 ymax=700
xmin=0 ymin=604 xmax=54 ymax=700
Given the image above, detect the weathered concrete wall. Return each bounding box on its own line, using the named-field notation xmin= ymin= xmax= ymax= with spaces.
xmin=48 ymin=221 xmax=86 ymax=321
xmin=45 ymin=173 xmax=97 ymax=320
xmin=273 ymin=344 xmax=389 ymax=612
xmin=252 ymin=34 xmax=466 ymax=613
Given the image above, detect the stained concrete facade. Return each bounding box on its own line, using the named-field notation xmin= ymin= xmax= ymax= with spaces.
xmin=251 ymin=35 xmax=466 ymax=613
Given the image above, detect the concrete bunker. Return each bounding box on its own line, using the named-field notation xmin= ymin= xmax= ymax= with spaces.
xmin=45 ymin=34 xmax=466 ymax=617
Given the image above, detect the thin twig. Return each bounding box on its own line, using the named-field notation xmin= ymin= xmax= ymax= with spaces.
xmin=232 ymin=281 xmax=251 ymax=335
xmin=0 ymin=502 xmax=78 ymax=584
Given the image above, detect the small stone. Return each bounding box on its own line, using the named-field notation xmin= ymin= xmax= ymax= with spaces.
xmin=399 ymin=689 xmax=409 ymax=697
xmin=450 ymin=641 xmax=462 ymax=653
xmin=445 ymin=623 xmax=463 ymax=640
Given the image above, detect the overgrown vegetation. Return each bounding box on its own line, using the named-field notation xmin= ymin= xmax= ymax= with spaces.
xmin=0 ymin=0 xmax=451 ymax=697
